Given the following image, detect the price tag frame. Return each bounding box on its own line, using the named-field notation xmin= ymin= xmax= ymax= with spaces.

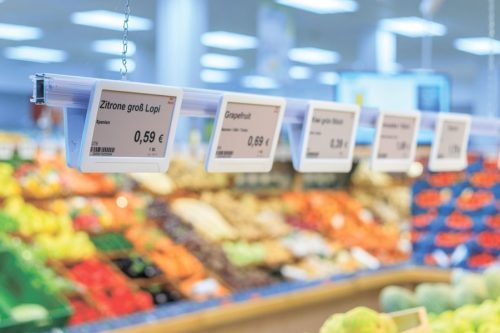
xmin=77 ymin=79 xmax=183 ymax=173
xmin=428 ymin=113 xmax=471 ymax=172
xmin=371 ymin=110 xmax=421 ymax=172
xmin=205 ymin=93 xmax=286 ymax=173
xmin=288 ymin=101 xmax=360 ymax=173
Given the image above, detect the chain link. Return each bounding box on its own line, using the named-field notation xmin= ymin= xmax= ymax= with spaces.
xmin=120 ymin=0 xmax=131 ymax=80
xmin=489 ymin=0 xmax=495 ymax=71
xmin=488 ymin=0 xmax=497 ymax=118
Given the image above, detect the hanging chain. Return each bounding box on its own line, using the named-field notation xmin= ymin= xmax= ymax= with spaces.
xmin=488 ymin=0 xmax=497 ymax=118
xmin=488 ymin=0 xmax=495 ymax=71
xmin=120 ymin=0 xmax=131 ymax=80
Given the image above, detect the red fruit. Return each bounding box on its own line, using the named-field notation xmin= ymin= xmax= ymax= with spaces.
xmin=134 ymin=291 xmax=154 ymax=311
xmin=435 ymin=232 xmax=471 ymax=247
xmin=428 ymin=172 xmax=462 ymax=187
xmin=468 ymin=253 xmax=496 ymax=268
xmin=457 ymin=191 xmax=494 ymax=211
xmin=478 ymin=232 xmax=500 ymax=249
xmin=471 ymin=171 xmax=499 ymax=188
xmin=74 ymin=214 xmax=100 ymax=231
xmin=413 ymin=213 xmax=436 ymax=228
xmin=415 ymin=190 xmax=445 ymax=209
xmin=445 ymin=213 xmax=472 ymax=230
xmin=486 ymin=215 xmax=500 ymax=229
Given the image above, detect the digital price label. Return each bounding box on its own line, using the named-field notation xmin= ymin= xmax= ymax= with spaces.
xmin=89 ymin=90 xmax=174 ymax=158
xmin=371 ymin=110 xmax=420 ymax=172
xmin=429 ymin=113 xmax=470 ymax=172
xmin=78 ymin=80 xmax=182 ymax=172
xmin=288 ymin=101 xmax=359 ymax=173
xmin=206 ymin=93 xmax=286 ymax=172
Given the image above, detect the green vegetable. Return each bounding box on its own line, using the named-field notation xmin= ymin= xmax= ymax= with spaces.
xmin=319 ymin=313 xmax=345 ymax=333
xmin=379 ymin=286 xmax=417 ymax=312
xmin=452 ymin=275 xmax=487 ymax=308
xmin=484 ymin=266 xmax=500 ymax=300
xmin=415 ymin=283 xmax=453 ymax=314
xmin=10 ymin=304 xmax=48 ymax=322
xmin=222 ymin=241 xmax=266 ymax=267
xmin=0 ymin=211 xmax=18 ymax=233
xmin=432 ymin=298 xmax=500 ymax=333
xmin=342 ymin=307 xmax=381 ymax=333
xmin=319 ymin=307 xmax=397 ymax=333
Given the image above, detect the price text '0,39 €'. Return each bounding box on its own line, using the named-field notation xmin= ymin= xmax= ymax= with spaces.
xmin=306 ymin=109 xmax=356 ymax=159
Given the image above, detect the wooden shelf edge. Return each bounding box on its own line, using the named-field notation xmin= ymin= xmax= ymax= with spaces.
xmin=113 ymin=267 xmax=450 ymax=333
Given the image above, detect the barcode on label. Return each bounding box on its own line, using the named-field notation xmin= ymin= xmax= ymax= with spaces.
xmin=90 ymin=146 xmax=115 ymax=155
xmin=216 ymin=150 xmax=233 ymax=157
xmin=306 ymin=152 xmax=319 ymax=158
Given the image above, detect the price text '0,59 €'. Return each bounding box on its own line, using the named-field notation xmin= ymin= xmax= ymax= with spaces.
xmin=89 ymin=90 xmax=176 ymax=158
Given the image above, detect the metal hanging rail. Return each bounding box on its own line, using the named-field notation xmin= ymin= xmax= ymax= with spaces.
xmin=31 ymin=73 xmax=500 ymax=138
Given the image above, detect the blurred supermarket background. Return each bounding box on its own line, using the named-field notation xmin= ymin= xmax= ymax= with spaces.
xmin=0 ymin=1 xmax=499 ymax=333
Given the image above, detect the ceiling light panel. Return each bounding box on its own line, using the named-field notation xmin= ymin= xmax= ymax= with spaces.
xmin=318 ymin=72 xmax=340 ymax=85
xmin=380 ymin=16 xmax=446 ymax=37
xmin=0 ymin=23 xmax=42 ymax=41
xmin=288 ymin=47 xmax=340 ymax=65
xmin=241 ymin=75 xmax=279 ymax=89
xmin=92 ymin=39 xmax=137 ymax=56
xmin=201 ymin=69 xmax=231 ymax=83
xmin=454 ymin=37 xmax=500 ymax=55
xmin=289 ymin=66 xmax=312 ymax=79
xmin=275 ymin=0 xmax=358 ymax=14
xmin=4 ymin=46 xmax=67 ymax=63
xmin=105 ymin=58 xmax=136 ymax=72
xmin=200 ymin=53 xmax=244 ymax=69
xmin=71 ymin=10 xmax=153 ymax=31
xmin=201 ymin=31 xmax=258 ymax=50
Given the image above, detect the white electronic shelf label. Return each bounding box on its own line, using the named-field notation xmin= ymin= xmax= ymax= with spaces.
xmin=428 ymin=113 xmax=471 ymax=172
xmin=75 ymin=80 xmax=182 ymax=173
xmin=288 ymin=101 xmax=360 ymax=173
xmin=206 ymin=93 xmax=286 ymax=172
xmin=371 ymin=110 xmax=421 ymax=172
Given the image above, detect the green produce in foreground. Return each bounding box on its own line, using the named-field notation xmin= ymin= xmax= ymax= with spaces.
xmin=484 ymin=266 xmax=500 ymax=300
xmin=379 ymin=286 xmax=417 ymax=313
xmin=379 ymin=268 xmax=500 ymax=316
xmin=415 ymin=283 xmax=453 ymax=314
xmin=0 ymin=211 xmax=18 ymax=233
xmin=430 ymin=297 xmax=500 ymax=333
xmin=319 ymin=306 xmax=397 ymax=333
xmin=452 ymin=274 xmax=488 ymax=308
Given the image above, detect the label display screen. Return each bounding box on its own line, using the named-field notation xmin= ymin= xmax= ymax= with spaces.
xmin=306 ymin=109 xmax=356 ymax=159
xmin=89 ymin=89 xmax=176 ymax=158
xmin=215 ymin=102 xmax=281 ymax=159
xmin=436 ymin=120 xmax=467 ymax=159
xmin=376 ymin=115 xmax=417 ymax=159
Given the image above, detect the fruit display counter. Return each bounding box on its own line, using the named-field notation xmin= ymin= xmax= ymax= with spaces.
xmin=0 ymin=137 xmax=497 ymax=333
xmin=70 ymin=266 xmax=451 ymax=333
xmin=0 ymin=145 xmax=415 ymax=332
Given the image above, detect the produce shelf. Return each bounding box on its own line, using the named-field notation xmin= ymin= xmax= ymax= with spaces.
xmin=66 ymin=266 xmax=449 ymax=333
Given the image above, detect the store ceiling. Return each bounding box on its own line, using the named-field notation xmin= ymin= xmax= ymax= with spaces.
xmin=0 ymin=0 xmax=497 ymax=105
